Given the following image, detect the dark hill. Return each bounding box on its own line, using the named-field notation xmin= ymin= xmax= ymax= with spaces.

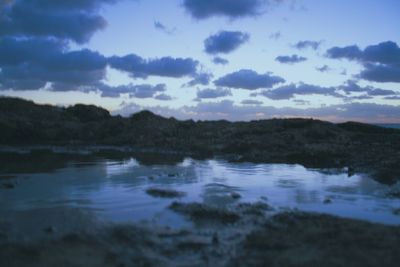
xmin=0 ymin=96 xmax=399 ymax=184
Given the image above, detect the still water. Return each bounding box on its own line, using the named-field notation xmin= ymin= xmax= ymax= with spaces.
xmin=1 ymin=152 xmax=400 ymax=232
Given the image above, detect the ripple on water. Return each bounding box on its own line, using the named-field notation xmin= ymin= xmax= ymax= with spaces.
xmin=0 ymin=157 xmax=400 ymax=227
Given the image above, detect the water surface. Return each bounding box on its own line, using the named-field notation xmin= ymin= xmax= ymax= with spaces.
xmin=1 ymin=153 xmax=399 ymax=235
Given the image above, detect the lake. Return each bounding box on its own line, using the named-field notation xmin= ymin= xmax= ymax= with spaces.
xmin=1 ymin=151 xmax=399 ymax=240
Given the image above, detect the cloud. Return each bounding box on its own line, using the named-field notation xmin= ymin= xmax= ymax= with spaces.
xmin=97 ymin=83 xmax=136 ymax=98
xmin=269 ymin=31 xmax=281 ymax=40
xmin=154 ymin=21 xmax=176 ymax=35
xmin=367 ymin=88 xmax=397 ymax=96
xmin=326 ymin=41 xmax=400 ymax=83
xmin=359 ymin=63 xmax=400 ymax=83
xmin=316 ymin=65 xmax=331 ymax=72
xmin=99 ymin=83 xmax=166 ymax=99
xmin=294 ymin=40 xmax=321 ymax=50
xmin=204 ymin=31 xmax=249 ymax=54
xmin=212 ymin=56 xmax=229 ymax=65
xmin=241 ymin=99 xmax=263 ymax=105
xmin=114 ymin=100 xmax=400 ymax=123
xmin=293 ymin=99 xmax=310 ymax=105
xmin=108 ymin=54 xmax=199 ymax=79
xmin=0 ymin=37 xmax=107 ymax=91
xmin=182 ymin=0 xmax=268 ymax=19
xmin=154 ymin=93 xmax=173 ymax=101
xmin=0 ymin=36 xmax=201 ymax=93
xmin=275 ymin=54 xmax=307 ymax=64
xmin=338 ymin=80 xmax=398 ymax=96
xmin=184 ymin=72 xmax=213 ymax=87
xmin=260 ymin=83 xmax=340 ymax=100
xmin=0 ymin=0 xmax=121 ymax=43
xmin=214 ymin=69 xmax=285 ymax=90
xmin=128 ymin=83 xmax=166 ymax=98
xmin=326 ymin=45 xmax=363 ymax=60
xmin=196 ymin=87 xmax=231 ymax=99
xmin=385 ymin=95 xmax=400 ymax=100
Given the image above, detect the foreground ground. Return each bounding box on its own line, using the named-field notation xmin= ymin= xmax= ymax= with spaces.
xmin=1 ymin=202 xmax=400 ymax=267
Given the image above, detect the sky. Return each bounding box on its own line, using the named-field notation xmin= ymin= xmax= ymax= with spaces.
xmin=0 ymin=0 xmax=399 ymax=122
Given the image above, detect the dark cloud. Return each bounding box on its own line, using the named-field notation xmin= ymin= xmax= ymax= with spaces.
xmin=128 ymin=84 xmax=166 ymax=98
xmin=269 ymin=31 xmax=281 ymax=40
xmin=213 ymin=56 xmax=229 ymax=65
xmin=97 ymin=83 xmax=167 ymax=99
xmin=294 ymin=40 xmax=321 ymax=50
xmin=214 ymin=69 xmax=285 ymax=90
xmin=385 ymin=95 xmax=400 ymax=100
xmin=0 ymin=37 xmax=107 ymax=91
xmin=108 ymin=54 xmax=199 ymax=79
xmin=196 ymin=88 xmax=231 ymax=99
xmin=154 ymin=21 xmax=176 ymax=35
xmin=204 ymin=31 xmax=249 ymax=54
xmin=154 ymin=21 xmax=167 ymax=31
xmin=362 ymin=41 xmax=400 ymax=64
xmin=316 ymin=65 xmax=331 ymax=72
xmin=182 ymin=0 xmax=267 ymax=19
xmin=367 ymin=88 xmax=397 ymax=96
xmin=359 ymin=63 xmax=400 ymax=83
xmin=241 ymin=99 xmax=263 ymax=105
xmin=326 ymin=45 xmax=363 ymax=60
xmin=154 ymin=93 xmax=173 ymax=101
xmin=260 ymin=83 xmax=340 ymax=100
xmin=293 ymin=99 xmax=310 ymax=105
xmin=339 ymin=80 xmax=398 ymax=97
xmin=275 ymin=54 xmax=307 ymax=64
xmin=326 ymin=41 xmax=400 ymax=83
xmin=0 ymin=0 xmax=121 ymax=43
xmin=338 ymin=81 xmax=369 ymax=94
xmin=185 ymin=72 xmax=213 ymax=87
xmin=0 ymin=36 xmax=200 ymax=93
xmin=344 ymin=95 xmax=373 ymax=101
xmin=97 ymin=83 xmax=136 ymax=98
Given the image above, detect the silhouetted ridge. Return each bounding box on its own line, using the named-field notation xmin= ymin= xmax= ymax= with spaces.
xmin=66 ymin=104 xmax=110 ymax=122
xmin=338 ymin=121 xmax=397 ymax=134
xmin=130 ymin=110 xmax=167 ymax=121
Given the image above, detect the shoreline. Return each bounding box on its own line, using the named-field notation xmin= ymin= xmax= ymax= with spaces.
xmin=1 ymin=204 xmax=399 ymax=267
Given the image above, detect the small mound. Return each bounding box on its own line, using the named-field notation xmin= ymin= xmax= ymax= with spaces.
xmin=146 ymin=188 xmax=186 ymax=198
xmin=169 ymin=202 xmax=240 ymax=223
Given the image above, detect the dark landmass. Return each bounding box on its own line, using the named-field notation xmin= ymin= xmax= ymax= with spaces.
xmin=1 ymin=96 xmax=399 ymax=184
xmin=1 ymin=202 xmax=399 ymax=267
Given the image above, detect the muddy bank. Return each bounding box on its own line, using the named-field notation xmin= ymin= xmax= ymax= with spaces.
xmin=1 ymin=202 xmax=400 ymax=267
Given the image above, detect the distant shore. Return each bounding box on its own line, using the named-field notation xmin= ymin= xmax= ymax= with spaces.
xmin=1 ymin=97 xmax=400 ymax=184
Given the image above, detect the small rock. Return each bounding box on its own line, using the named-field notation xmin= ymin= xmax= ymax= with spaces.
xmin=323 ymin=198 xmax=332 ymax=204
xmin=393 ymin=208 xmax=400 ymax=216
xmin=1 ymin=183 xmax=15 ymax=189
xmin=387 ymin=191 xmax=400 ymax=198
xmin=231 ymin=192 xmax=241 ymax=199
xmin=167 ymin=173 xmax=177 ymax=177
xmin=212 ymin=232 xmax=219 ymax=245
xmin=44 ymin=226 xmax=56 ymax=234
xmin=146 ymin=187 xmax=186 ymax=198
xmin=0 ymin=232 xmax=7 ymax=240
xmin=148 ymin=175 xmax=155 ymax=180
xmin=347 ymin=166 xmax=355 ymax=177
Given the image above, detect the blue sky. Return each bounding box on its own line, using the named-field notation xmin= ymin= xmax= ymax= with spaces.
xmin=0 ymin=0 xmax=399 ymax=122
